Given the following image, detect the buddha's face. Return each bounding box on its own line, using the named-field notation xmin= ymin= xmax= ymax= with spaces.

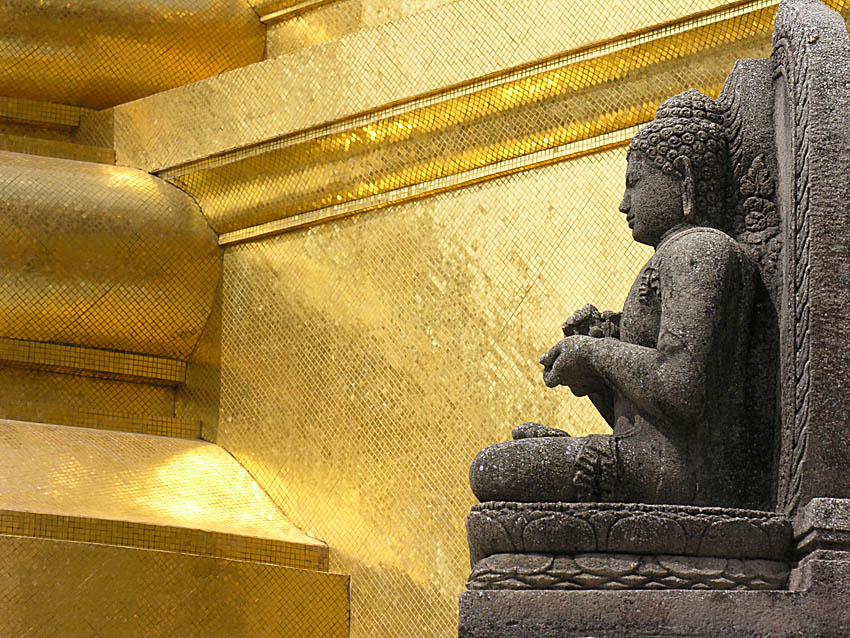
xmin=619 ymin=151 xmax=685 ymax=247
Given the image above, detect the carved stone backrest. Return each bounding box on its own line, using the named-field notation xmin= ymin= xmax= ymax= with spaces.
xmin=718 ymin=60 xmax=782 ymax=510
xmin=714 ymin=0 xmax=850 ymax=514
xmin=771 ymin=0 xmax=850 ymax=514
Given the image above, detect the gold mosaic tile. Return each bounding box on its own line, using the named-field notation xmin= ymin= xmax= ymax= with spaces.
xmin=218 ymin=149 xmax=652 ymax=637
xmin=7 ymin=2 xmax=847 ymax=637
xmin=97 ymin=0 xmax=741 ymax=173
xmin=0 ymin=419 xmax=326 ymax=567
xmin=0 ymin=150 xmax=221 ymax=359
xmin=0 ymin=0 xmax=264 ymax=109
xmin=0 ymin=535 xmax=349 ymax=637
xmin=265 ymin=1 xmax=363 ymax=56
xmin=262 ymin=1 xmax=462 ymax=55
xmin=0 ymin=96 xmax=88 ymax=130
xmin=0 ymin=509 xmax=323 ymax=569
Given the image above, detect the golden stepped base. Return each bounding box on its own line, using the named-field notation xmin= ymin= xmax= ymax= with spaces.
xmin=0 ymin=419 xmax=327 ymax=570
xmin=0 ymin=534 xmax=350 ymax=638
xmin=0 ymin=403 xmax=202 ymax=439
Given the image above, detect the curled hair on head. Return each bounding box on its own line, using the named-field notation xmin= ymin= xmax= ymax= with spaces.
xmin=629 ymin=89 xmax=731 ymax=226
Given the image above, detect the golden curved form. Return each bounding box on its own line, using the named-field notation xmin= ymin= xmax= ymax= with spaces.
xmin=0 ymin=150 xmax=221 ymax=359
xmin=0 ymin=0 xmax=264 ymax=109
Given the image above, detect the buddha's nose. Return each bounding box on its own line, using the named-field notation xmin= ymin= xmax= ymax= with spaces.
xmin=619 ymin=194 xmax=630 ymax=214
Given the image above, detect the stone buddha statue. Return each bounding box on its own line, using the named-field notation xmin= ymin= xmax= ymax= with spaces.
xmin=470 ymin=90 xmax=759 ymax=508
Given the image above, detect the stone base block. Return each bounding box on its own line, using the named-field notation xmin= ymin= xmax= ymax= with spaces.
xmin=459 ymin=550 xmax=850 ymax=638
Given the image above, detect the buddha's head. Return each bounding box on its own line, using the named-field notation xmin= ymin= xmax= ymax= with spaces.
xmin=620 ymin=90 xmax=730 ymax=247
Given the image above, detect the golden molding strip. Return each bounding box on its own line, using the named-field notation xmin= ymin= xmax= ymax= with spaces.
xmin=0 ymin=339 xmax=186 ymax=386
xmin=164 ymin=0 xmax=773 ymax=180
xmin=0 ymin=509 xmax=327 ymax=570
xmin=262 ymin=0 xmax=339 ymax=23
xmin=219 ymin=126 xmax=640 ymax=243
xmin=0 ymin=402 xmax=200 ymax=439
xmin=173 ymin=1 xmax=782 ymax=238
xmin=97 ymin=0 xmax=740 ymax=171
xmin=248 ymin=0 xmax=313 ymax=14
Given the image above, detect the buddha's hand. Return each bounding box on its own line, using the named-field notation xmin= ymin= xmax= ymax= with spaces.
xmin=562 ymin=304 xmax=620 ymax=339
xmin=540 ymin=335 xmax=603 ymax=395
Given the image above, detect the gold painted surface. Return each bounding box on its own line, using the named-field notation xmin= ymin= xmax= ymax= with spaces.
xmin=0 ymin=151 xmax=221 ymax=359
xmin=0 ymin=419 xmax=327 ymax=567
xmin=0 ymin=339 xmax=186 ymax=385
xmin=0 ymin=0 xmax=264 ymax=110
xmin=218 ymin=150 xmax=651 ymax=637
xmin=0 ymin=535 xmax=349 ymax=638
xmin=100 ymin=0 xmax=740 ymax=173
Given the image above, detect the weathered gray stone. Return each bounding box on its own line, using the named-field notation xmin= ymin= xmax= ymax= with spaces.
xmin=772 ymin=0 xmax=850 ymax=515
xmin=462 ymin=547 xmax=850 ymax=635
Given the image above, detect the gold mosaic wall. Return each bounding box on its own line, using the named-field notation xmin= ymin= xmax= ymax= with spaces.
xmin=93 ymin=0 xmax=739 ymax=174
xmin=9 ymin=1 xmax=850 ymax=636
xmin=264 ymin=0 xmax=462 ymax=57
xmin=0 ymin=367 xmax=175 ymax=420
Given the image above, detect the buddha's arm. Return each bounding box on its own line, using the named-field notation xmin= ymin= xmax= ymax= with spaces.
xmin=543 ymin=232 xmax=741 ymax=427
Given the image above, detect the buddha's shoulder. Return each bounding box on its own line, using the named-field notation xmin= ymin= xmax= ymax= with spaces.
xmin=657 ymin=226 xmax=744 ymax=261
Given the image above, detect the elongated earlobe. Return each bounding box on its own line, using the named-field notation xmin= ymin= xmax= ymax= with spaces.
xmin=673 ymin=156 xmax=696 ymax=220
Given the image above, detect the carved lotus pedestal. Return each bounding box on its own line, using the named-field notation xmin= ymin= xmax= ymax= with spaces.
xmin=466 ymin=503 xmax=792 ymax=591
xmin=459 ymin=499 xmax=850 ymax=637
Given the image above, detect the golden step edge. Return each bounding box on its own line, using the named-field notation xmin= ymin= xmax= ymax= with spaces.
xmin=1 ymin=533 xmax=350 ymax=638
xmin=0 ymin=419 xmax=329 ymax=572
xmin=0 ymin=96 xmax=113 ymax=164
xmin=0 ymin=404 xmax=201 ymax=440
xmin=0 ymin=338 xmax=201 ymax=438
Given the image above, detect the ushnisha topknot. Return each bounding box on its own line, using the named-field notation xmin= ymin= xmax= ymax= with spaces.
xmin=629 ymin=89 xmax=730 ymax=224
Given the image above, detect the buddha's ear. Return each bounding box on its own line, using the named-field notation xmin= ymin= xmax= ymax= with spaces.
xmin=673 ymin=156 xmax=696 ymax=220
